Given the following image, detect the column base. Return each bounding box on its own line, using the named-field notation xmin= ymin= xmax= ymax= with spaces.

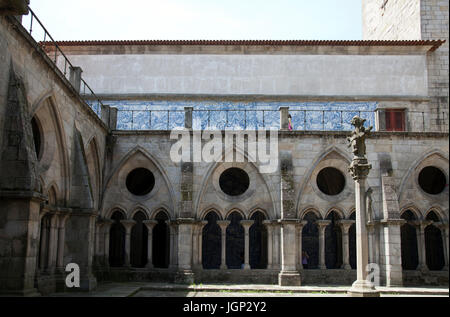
xmin=278 ymin=271 xmax=301 ymax=286
xmin=341 ymin=264 xmax=352 ymax=270
xmin=220 ymin=264 xmax=228 ymax=270
xmin=347 ymin=280 xmax=380 ymax=297
xmin=243 ymin=264 xmax=251 ymax=270
xmin=175 ymin=270 xmax=195 ymax=284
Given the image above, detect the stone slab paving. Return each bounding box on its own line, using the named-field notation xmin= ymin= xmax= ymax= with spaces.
xmin=48 ymin=282 xmax=449 ymax=297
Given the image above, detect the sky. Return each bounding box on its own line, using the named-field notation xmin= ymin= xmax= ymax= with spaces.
xmin=23 ymin=0 xmax=362 ymax=41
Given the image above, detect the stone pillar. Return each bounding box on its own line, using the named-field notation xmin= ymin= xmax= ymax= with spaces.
xmin=195 ymin=221 xmax=208 ymax=269
xmin=69 ymin=66 xmax=83 ymax=93
xmin=56 ymin=213 xmax=70 ymax=270
xmin=175 ymin=219 xmax=195 ymax=284
xmin=338 ymin=220 xmax=355 ymax=270
xmin=217 ymin=220 xmax=230 ymax=269
xmin=102 ymin=219 xmax=114 ymax=268
xmin=273 ymin=222 xmax=281 ymax=270
xmin=366 ymin=221 xmax=375 ymax=264
xmin=436 ymin=222 xmax=449 ymax=271
xmin=39 ymin=213 xmax=49 ymax=271
xmin=417 ymin=221 xmax=430 ymax=271
xmin=168 ymin=221 xmax=178 ymax=269
xmin=317 ymin=220 xmax=331 ymax=270
xmin=109 ymin=107 xmax=118 ymax=130
xmin=240 ymin=220 xmax=254 ymax=270
xmin=185 ymin=107 xmax=193 ymax=129
xmin=143 ymin=220 xmax=158 ymax=269
xmin=47 ymin=212 xmax=59 ymax=274
xmin=263 ymin=221 xmax=274 ymax=269
xmin=279 ymin=106 xmax=290 ymax=130
xmin=296 ymin=220 xmax=307 ymax=270
xmin=347 ymin=116 xmax=379 ymax=297
xmin=120 ymin=220 xmax=136 ymax=267
xmin=94 ymin=220 xmax=104 ymax=267
xmin=278 ymin=220 xmax=301 ymax=285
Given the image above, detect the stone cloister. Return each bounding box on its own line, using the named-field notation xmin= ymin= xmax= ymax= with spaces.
xmin=0 ymin=1 xmax=448 ymax=296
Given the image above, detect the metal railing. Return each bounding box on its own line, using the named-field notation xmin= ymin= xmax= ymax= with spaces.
xmin=21 ymin=7 xmax=104 ymax=117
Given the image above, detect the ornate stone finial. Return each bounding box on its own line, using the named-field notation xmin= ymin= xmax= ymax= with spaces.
xmin=347 ymin=116 xmax=373 ymax=180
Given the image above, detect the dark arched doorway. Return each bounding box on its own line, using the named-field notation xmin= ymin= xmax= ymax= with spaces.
xmin=202 ymin=211 xmax=222 ymax=269
xmin=130 ymin=211 xmax=148 ymax=268
xmin=153 ymin=211 xmax=170 ymax=268
xmin=302 ymin=212 xmax=319 ymax=269
xmin=425 ymin=211 xmax=445 ymax=271
xmin=400 ymin=210 xmax=419 ymax=270
xmin=325 ymin=211 xmax=342 ymax=269
xmin=109 ymin=210 xmax=126 ymax=267
xmin=226 ymin=211 xmax=244 ymax=269
xmin=249 ymin=211 xmax=268 ymax=269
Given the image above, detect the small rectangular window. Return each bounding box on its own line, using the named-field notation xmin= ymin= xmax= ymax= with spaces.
xmin=385 ymin=109 xmax=405 ymax=131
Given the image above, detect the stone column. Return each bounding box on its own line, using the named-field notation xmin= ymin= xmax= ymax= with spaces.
xmin=39 ymin=213 xmax=50 ymax=271
xmin=47 ymin=212 xmax=59 ymax=274
xmin=168 ymin=221 xmax=179 ymax=269
xmin=279 ymin=106 xmax=290 ymax=130
xmin=240 ymin=220 xmax=254 ymax=270
xmin=436 ymin=222 xmax=449 ymax=271
xmin=56 ymin=213 xmax=70 ymax=270
xmin=94 ymin=220 xmax=104 ymax=267
xmin=317 ymin=220 xmax=331 ymax=270
xmin=278 ymin=219 xmax=301 ymax=285
xmin=296 ymin=220 xmax=307 ymax=270
xmin=338 ymin=220 xmax=355 ymax=270
xmin=195 ymin=221 xmax=208 ymax=269
xmin=347 ymin=116 xmax=380 ymax=297
xmin=143 ymin=220 xmax=158 ymax=269
xmin=217 ymin=220 xmax=231 ymax=269
xmin=366 ymin=221 xmax=375 ymax=264
xmin=120 ymin=220 xmax=136 ymax=267
xmin=414 ymin=220 xmax=431 ymax=271
xmin=263 ymin=221 xmax=274 ymax=269
xmin=175 ymin=219 xmax=195 ymax=284
xmin=102 ymin=220 xmax=114 ymax=268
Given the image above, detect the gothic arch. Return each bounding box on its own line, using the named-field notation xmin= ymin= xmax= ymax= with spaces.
xmin=225 ymin=208 xmax=246 ymax=220
xmin=31 ymin=95 xmax=70 ymax=203
xmin=248 ymin=208 xmax=270 ymax=220
xmin=299 ymin=207 xmax=323 ymax=220
xmin=400 ymin=205 xmax=422 ymax=220
xmin=200 ymin=207 xmax=223 ymax=221
xmin=325 ymin=207 xmax=345 ymax=220
xmin=129 ymin=205 xmax=151 ymax=220
xmin=85 ymin=136 xmax=102 ymax=209
xmin=150 ymin=207 xmax=172 ymax=221
xmin=296 ymin=146 xmax=353 ymax=212
xmin=194 ymin=145 xmax=277 ymax=220
xmin=425 ymin=207 xmax=446 ymax=222
xmin=101 ymin=146 xmax=177 ymax=218
xmin=399 ymin=149 xmax=449 ymax=201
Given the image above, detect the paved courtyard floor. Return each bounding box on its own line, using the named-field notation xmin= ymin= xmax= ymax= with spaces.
xmin=48 ymin=282 xmax=449 ymax=297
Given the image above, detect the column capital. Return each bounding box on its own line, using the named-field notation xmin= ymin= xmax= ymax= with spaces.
xmin=337 ymin=219 xmax=355 ymax=232
xmin=434 ymin=222 xmax=449 ymax=230
xmin=316 ymin=220 xmax=331 ymax=228
xmin=411 ymin=220 xmax=433 ymax=229
xmin=216 ymin=220 xmax=231 ymax=229
xmin=102 ymin=219 xmax=115 ymax=230
xmin=240 ymin=220 xmax=254 ymax=229
xmin=120 ymin=219 xmax=137 ymax=231
xmin=143 ymin=220 xmax=158 ymax=229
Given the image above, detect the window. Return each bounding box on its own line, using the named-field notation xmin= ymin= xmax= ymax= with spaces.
xmin=385 ymin=109 xmax=405 ymax=131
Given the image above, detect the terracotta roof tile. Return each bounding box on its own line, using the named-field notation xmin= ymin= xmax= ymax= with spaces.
xmin=45 ymin=39 xmax=445 ymax=51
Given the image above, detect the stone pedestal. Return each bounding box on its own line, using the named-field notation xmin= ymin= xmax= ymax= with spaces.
xmin=0 ymin=191 xmax=44 ymax=296
xmin=278 ymin=219 xmax=301 ymax=286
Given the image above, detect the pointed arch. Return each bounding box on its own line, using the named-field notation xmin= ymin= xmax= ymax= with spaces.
xmin=129 ymin=204 xmax=150 ymax=220
xmin=325 ymin=207 xmax=345 ymax=220
xmin=31 ymin=94 xmax=70 ymax=203
xmin=102 ymin=146 xmax=177 ymax=218
xmin=194 ymin=145 xmax=277 ymax=219
xmin=399 ymin=149 xmax=449 ymax=201
xmin=296 ymin=145 xmax=352 ymax=212
xmin=299 ymin=207 xmax=323 ymax=220
xmin=400 ymin=205 xmax=422 ymax=220
xmin=200 ymin=206 xmax=223 ymax=220
xmin=85 ymin=136 xmax=102 ymax=208
xmin=225 ymin=208 xmax=246 ymax=220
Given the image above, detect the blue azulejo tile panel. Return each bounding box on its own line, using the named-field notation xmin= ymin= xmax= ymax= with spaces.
xmin=107 ymin=100 xmax=377 ymax=131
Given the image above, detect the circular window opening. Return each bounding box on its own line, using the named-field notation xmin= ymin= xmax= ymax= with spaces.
xmin=31 ymin=117 xmax=41 ymax=159
xmin=126 ymin=168 xmax=155 ymax=196
xmin=418 ymin=166 xmax=446 ymax=195
xmin=317 ymin=167 xmax=346 ymax=196
xmin=219 ymin=168 xmax=250 ymax=196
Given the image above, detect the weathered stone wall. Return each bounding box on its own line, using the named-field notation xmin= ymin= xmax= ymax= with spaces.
xmin=362 ymin=0 xmax=449 ymax=131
